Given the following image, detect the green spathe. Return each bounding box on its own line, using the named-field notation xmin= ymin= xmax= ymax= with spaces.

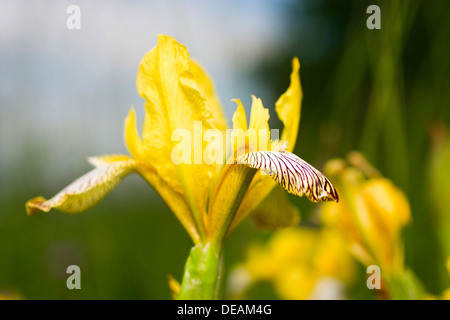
xmin=177 ymin=243 xmax=220 ymax=299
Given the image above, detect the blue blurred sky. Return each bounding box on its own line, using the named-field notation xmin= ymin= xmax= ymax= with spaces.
xmin=0 ymin=0 xmax=296 ymax=190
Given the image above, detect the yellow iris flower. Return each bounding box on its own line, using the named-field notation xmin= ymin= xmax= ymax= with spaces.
xmin=25 ymin=35 xmax=338 ymax=298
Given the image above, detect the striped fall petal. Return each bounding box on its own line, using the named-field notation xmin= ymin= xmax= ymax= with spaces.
xmin=239 ymin=150 xmax=339 ymax=203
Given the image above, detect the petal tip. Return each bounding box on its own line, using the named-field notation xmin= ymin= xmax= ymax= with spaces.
xmin=292 ymin=57 xmax=300 ymax=70
xmin=25 ymin=196 xmax=49 ymax=215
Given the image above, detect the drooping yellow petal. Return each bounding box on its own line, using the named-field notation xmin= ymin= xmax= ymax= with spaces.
xmin=26 ymin=156 xmax=138 ymax=215
xmin=136 ymin=34 xmax=218 ymax=238
xmin=190 ymin=60 xmax=228 ymax=131
xmin=240 ymin=150 xmax=339 ymax=202
xmin=27 ymin=152 xmax=201 ymax=243
xmin=249 ymin=185 xmax=300 ymax=229
xmin=275 ymin=57 xmax=302 ymax=152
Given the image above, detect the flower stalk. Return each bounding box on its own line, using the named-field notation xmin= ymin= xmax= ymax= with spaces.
xmin=177 ymin=243 xmax=221 ymax=299
xmin=178 ymin=166 xmax=257 ymax=299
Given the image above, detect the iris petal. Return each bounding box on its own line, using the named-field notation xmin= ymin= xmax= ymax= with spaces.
xmin=240 ymin=150 xmax=339 ymax=203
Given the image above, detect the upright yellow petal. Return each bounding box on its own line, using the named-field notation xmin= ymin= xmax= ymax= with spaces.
xmin=190 ymin=60 xmax=228 ymax=131
xmin=231 ymin=99 xmax=248 ymax=132
xmin=229 ymin=96 xmax=270 ymax=157
xmin=136 ymin=35 xmax=218 ymax=238
xmin=249 ymin=95 xmax=270 ymax=152
xmin=229 ymin=99 xmax=248 ymax=160
xmin=124 ymin=107 xmax=146 ymax=160
xmin=248 ymin=95 xmax=270 ymax=133
xmin=275 ymin=57 xmax=302 ymax=152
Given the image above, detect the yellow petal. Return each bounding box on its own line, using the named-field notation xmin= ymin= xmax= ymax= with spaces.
xmin=231 ymin=99 xmax=248 ymax=132
xmin=124 ymin=104 xmax=200 ymax=242
xmin=124 ymin=107 xmax=146 ymax=160
xmin=190 ymin=60 xmax=228 ymax=131
xmin=229 ymin=97 xmax=270 ymax=158
xmin=249 ymin=95 xmax=270 ymax=133
xmin=167 ymin=274 xmax=181 ymax=300
xmin=229 ymin=99 xmax=248 ymax=160
xmin=26 ymin=156 xmax=137 ymax=215
xmin=228 ymin=176 xmax=277 ymax=233
xmin=135 ymin=162 xmax=201 ymax=244
xmin=362 ymin=178 xmax=411 ymax=237
xmin=136 ymin=35 xmax=218 ymax=237
xmin=207 ymin=163 xmax=257 ymax=243
xmin=275 ymin=57 xmax=302 ymax=152
xmin=249 ymin=185 xmax=300 ymax=229
xmin=249 ymin=95 xmax=270 ymax=152
xmin=360 ymin=178 xmax=410 ymax=271
xmin=26 ymin=153 xmax=201 ymax=243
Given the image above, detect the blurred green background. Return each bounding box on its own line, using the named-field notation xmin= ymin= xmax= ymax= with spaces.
xmin=1 ymin=0 xmax=449 ymax=299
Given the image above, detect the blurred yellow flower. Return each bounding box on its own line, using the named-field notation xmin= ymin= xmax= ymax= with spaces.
xmin=227 ymin=227 xmax=355 ymax=300
xmin=321 ymin=152 xmax=411 ymax=275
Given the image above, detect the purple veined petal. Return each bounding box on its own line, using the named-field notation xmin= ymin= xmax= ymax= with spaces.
xmin=240 ymin=150 xmax=339 ymax=203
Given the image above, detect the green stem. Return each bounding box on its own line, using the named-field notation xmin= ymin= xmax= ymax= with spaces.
xmin=177 ymin=243 xmax=221 ymax=300
xmin=177 ymin=166 xmax=257 ymax=299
